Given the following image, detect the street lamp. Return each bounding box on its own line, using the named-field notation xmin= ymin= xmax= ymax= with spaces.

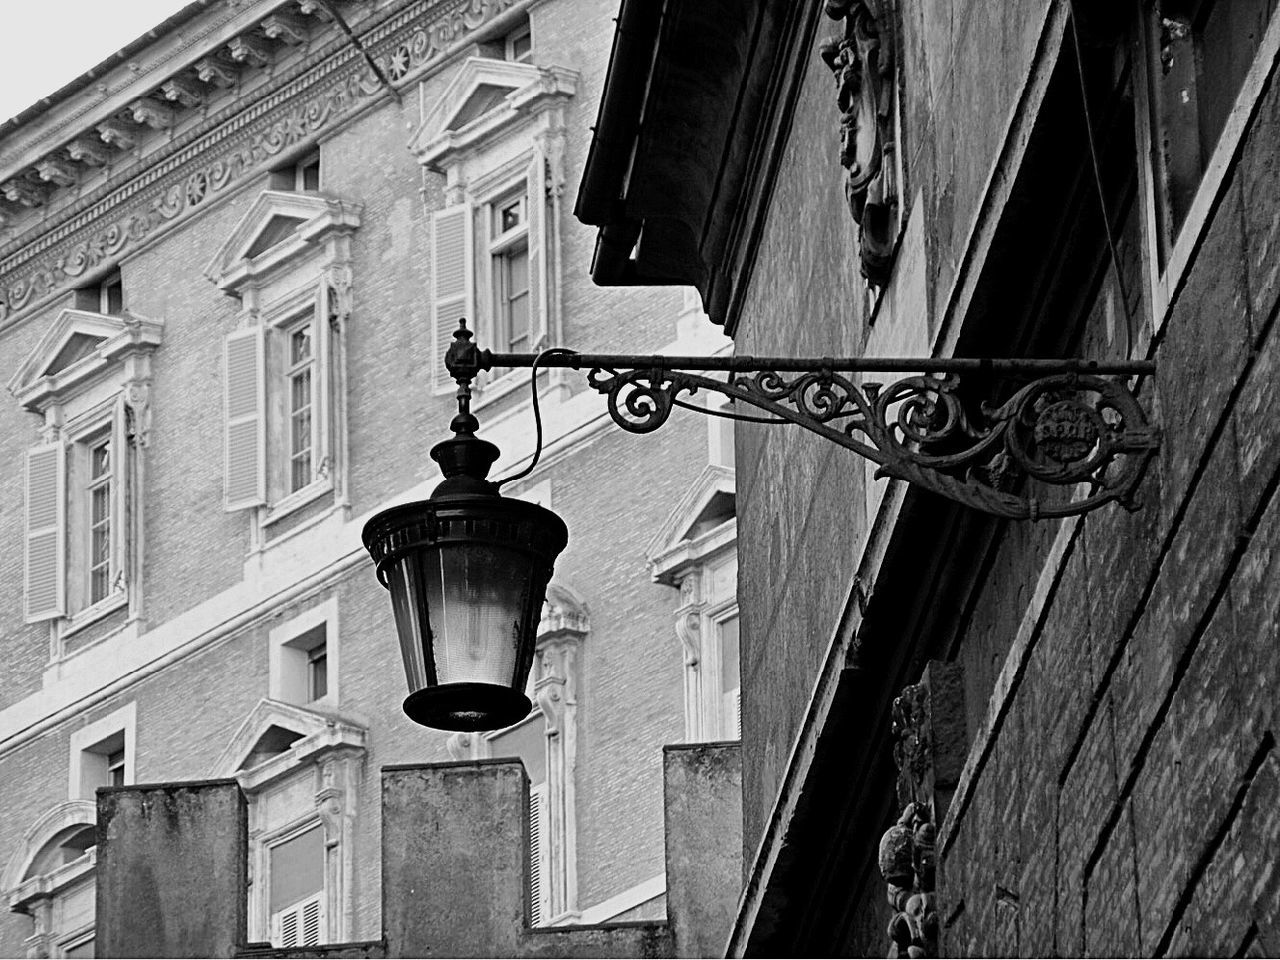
xmin=366 ymin=321 xmax=1159 ymax=731
xmin=362 ymin=326 xmax=568 ymax=732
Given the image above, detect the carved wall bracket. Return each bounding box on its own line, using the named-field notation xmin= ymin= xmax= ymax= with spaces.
xmin=819 ymin=0 xmax=899 ymax=287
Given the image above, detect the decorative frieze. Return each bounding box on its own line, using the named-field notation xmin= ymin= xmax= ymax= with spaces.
xmin=0 ymin=0 xmax=518 ymax=326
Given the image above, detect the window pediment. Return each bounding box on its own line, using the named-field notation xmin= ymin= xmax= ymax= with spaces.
xmin=214 ymin=698 xmax=365 ymax=791
xmin=7 ymin=308 xmax=163 ymax=414
xmin=411 ymin=58 xmax=578 ymax=170
xmin=646 ymin=464 xmax=737 ymax=586
xmin=206 ymin=190 xmax=362 ymax=296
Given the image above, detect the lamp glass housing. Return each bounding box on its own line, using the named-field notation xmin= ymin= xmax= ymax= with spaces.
xmin=364 ymin=487 xmax=568 ymax=732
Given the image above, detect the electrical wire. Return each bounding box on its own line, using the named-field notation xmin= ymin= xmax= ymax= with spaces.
xmin=496 ymin=348 xmax=579 ymax=490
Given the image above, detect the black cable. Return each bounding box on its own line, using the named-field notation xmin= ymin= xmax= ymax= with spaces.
xmin=496 ymin=348 xmax=578 ymax=490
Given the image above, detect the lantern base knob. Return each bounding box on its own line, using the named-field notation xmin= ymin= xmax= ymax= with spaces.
xmin=403 ymin=682 xmax=533 ymax=732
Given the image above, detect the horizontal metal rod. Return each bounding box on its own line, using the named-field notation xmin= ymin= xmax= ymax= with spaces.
xmin=480 ymin=350 xmax=1157 ymax=376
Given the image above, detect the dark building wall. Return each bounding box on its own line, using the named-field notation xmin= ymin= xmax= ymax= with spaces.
xmin=938 ymin=58 xmax=1280 ymax=954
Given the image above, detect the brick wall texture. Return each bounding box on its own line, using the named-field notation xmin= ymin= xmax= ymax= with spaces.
xmin=0 ymin=1 xmax=710 ymax=953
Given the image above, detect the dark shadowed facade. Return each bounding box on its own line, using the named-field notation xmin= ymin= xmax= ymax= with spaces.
xmin=579 ymin=0 xmax=1280 ymax=955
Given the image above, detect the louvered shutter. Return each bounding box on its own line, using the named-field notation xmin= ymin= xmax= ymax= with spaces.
xmin=24 ymin=442 xmax=65 ymax=622
xmin=525 ymin=148 xmax=549 ymax=351
xmin=528 ymin=782 xmax=550 ymax=926
xmin=431 ymin=204 xmax=472 ymax=394
xmin=223 ymin=327 xmax=266 ymax=510
xmin=273 ymin=893 xmax=325 ymax=948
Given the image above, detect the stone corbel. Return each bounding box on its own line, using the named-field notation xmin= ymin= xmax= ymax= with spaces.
xmin=161 ymin=76 xmax=206 ymax=108
xmin=123 ymin=380 xmax=152 ymax=448
xmin=130 ymin=98 xmax=175 ymax=130
xmin=324 ymin=264 xmax=354 ymax=326
xmin=2 ymin=179 xmax=48 ymax=207
xmin=228 ymin=34 xmax=273 ymax=68
xmin=97 ymin=121 xmax=137 ymax=151
xmin=36 ymin=159 xmax=78 ymax=187
xmin=67 ymin=138 xmax=111 ymax=167
xmin=263 ymin=13 xmax=309 ymax=45
xmin=534 ymin=635 xmax=579 ymax=736
xmin=195 ymin=57 xmax=238 ymax=88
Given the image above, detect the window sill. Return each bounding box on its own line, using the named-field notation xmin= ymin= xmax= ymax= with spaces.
xmin=262 ymin=477 xmax=334 ymax=528
xmin=61 ymin=590 xmax=128 ymax=638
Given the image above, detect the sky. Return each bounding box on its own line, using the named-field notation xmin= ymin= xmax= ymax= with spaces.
xmin=0 ymin=0 xmax=193 ymax=125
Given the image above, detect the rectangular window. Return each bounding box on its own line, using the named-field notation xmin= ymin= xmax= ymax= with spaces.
xmin=490 ymin=190 xmax=531 ymax=355
xmin=1144 ymin=0 xmax=1273 ymax=259
xmin=286 ymin=318 xmax=315 ymax=494
xmin=100 ymin=273 xmax=123 ymax=315
xmin=107 ymin=748 xmax=126 ymax=788
xmin=86 ymin=434 xmax=113 ymax=604
xmin=308 ymin=642 xmax=328 ymax=702
xmin=270 ymin=150 xmax=321 ymax=193
xmin=718 ymin=615 xmax=741 ymax=740
xmin=269 ymin=825 xmax=326 ymax=948
xmin=505 ymin=23 xmax=532 ymax=62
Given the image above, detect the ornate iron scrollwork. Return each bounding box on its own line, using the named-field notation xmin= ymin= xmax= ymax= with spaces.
xmin=442 ymin=321 xmax=1160 ymax=522
xmin=584 ymin=365 xmax=1158 ymax=521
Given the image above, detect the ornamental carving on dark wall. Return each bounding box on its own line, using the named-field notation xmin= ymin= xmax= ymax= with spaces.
xmin=819 ymin=0 xmax=899 ymax=288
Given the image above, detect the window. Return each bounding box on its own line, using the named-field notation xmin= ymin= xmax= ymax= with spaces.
xmin=1143 ymin=0 xmax=1272 ymax=260
xmin=270 ymin=149 xmax=321 ymax=193
xmin=12 ymin=310 xmax=159 ymax=634
xmin=209 ymin=191 xmax=359 ymax=523
xmin=269 ymin=825 xmax=326 ymax=948
xmin=4 ymin=803 xmax=100 ymax=960
xmin=213 ymin=699 xmax=365 ymax=947
xmin=505 ymin=22 xmax=532 ymax=63
xmin=646 ymin=465 xmax=740 ymax=742
xmin=69 ymin=702 xmax=136 ymax=800
xmin=269 ymin=598 xmax=339 ymax=707
xmin=412 ymin=58 xmax=575 ymax=395
xmin=284 ymin=316 xmax=316 ymax=494
xmin=489 ymin=714 xmax=551 ymax=925
xmin=491 ymin=190 xmax=531 ymax=353
xmin=75 ymin=272 xmax=124 ymax=316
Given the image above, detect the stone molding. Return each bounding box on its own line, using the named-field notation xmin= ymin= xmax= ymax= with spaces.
xmin=0 ymin=0 xmax=523 ymax=327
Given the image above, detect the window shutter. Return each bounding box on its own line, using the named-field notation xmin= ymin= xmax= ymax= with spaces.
xmin=528 ymin=782 xmax=550 ymax=926
xmin=24 ymin=441 xmax=65 ymax=622
xmin=431 ymin=204 xmax=472 ymax=394
xmin=273 ymin=894 xmax=324 ymax=948
xmin=525 ymin=148 xmax=549 ymax=352
xmin=223 ymin=327 xmax=266 ymax=510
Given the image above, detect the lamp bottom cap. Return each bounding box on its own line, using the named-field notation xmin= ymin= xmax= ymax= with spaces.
xmin=403 ymin=683 xmax=533 ymax=732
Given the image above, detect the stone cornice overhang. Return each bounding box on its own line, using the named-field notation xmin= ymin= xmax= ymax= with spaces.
xmin=727 ymin=4 xmax=1091 ymax=952
xmin=0 ymin=0 xmax=528 ymax=329
xmin=573 ymin=0 xmax=821 ymax=335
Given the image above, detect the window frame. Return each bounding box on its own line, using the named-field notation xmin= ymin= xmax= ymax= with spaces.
xmin=68 ymin=702 xmax=136 ymax=801
xmin=268 ymin=597 xmax=339 ymax=708
xmin=260 ymin=284 xmax=335 ymax=523
xmin=489 ymin=186 xmax=532 ymax=355
xmin=61 ymin=398 xmax=129 ymax=631
xmin=1134 ymin=0 xmax=1280 ymax=331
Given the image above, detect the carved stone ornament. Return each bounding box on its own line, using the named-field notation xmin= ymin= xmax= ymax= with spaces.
xmin=123 ymin=379 xmax=152 ymax=447
xmin=819 ymin=0 xmax=898 ymax=287
xmin=879 ymin=802 xmax=937 ymax=958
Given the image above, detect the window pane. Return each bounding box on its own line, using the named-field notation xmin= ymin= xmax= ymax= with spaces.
xmin=719 ymin=617 xmax=740 ymax=695
xmin=291 ymin=324 xmax=313 ymax=365
xmin=301 ymin=158 xmax=320 ymax=192
xmin=309 ymin=647 xmax=328 ymax=701
xmin=269 ymin=826 xmax=324 ymax=913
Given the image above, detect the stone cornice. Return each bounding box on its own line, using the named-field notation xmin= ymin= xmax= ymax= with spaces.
xmin=0 ymin=0 xmax=523 ymax=328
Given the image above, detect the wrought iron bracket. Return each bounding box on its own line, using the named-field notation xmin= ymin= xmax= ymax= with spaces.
xmin=444 ymin=322 xmax=1160 ymax=521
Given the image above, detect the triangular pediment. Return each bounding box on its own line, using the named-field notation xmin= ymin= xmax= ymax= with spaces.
xmin=205 ymin=190 xmax=362 ymax=294
xmin=646 ymin=464 xmax=737 ymax=585
xmin=411 ymin=59 xmax=577 ymax=168
xmin=213 ymin=699 xmax=366 ymax=782
xmin=7 ymin=308 xmax=163 ymax=413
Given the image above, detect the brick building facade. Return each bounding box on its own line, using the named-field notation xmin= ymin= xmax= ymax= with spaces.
xmin=581 ymin=0 xmax=1280 ymax=955
xmin=0 ymin=1 xmax=740 ymax=955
